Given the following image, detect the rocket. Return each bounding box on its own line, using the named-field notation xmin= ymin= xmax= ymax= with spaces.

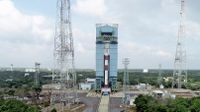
xmin=104 ymin=43 xmax=109 ymax=87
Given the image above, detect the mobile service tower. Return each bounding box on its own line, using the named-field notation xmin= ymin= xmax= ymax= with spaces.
xmin=95 ymin=24 xmax=118 ymax=94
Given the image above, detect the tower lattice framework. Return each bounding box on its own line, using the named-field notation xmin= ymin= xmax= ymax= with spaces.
xmin=122 ymin=58 xmax=130 ymax=105
xmin=51 ymin=0 xmax=76 ymax=110
xmin=157 ymin=64 xmax=162 ymax=86
xmin=172 ymin=0 xmax=187 ymax=89
xmin=34 ymin=62 xmax=40 ymax=88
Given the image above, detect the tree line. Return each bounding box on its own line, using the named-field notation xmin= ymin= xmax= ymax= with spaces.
xmin=134 ymin=95 xmax=200 ymax=112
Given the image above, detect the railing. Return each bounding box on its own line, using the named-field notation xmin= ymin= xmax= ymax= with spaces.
xmin=96 ymin=36 xmax=117 ymax=42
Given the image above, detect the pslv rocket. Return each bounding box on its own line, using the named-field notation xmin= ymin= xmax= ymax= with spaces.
xmin=104 ymin=42 xmax=110 ymax=87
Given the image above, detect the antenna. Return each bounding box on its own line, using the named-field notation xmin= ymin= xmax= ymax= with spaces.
xmin=172 ymin=0 xmax=187 ymax=89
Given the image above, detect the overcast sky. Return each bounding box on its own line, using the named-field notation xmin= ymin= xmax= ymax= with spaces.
xmin=0 ymin=0 xmax=199 ymax=69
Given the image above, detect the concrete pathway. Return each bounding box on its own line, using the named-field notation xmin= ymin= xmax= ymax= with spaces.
xmin=98 ymin=95 xmax=109 ymax=112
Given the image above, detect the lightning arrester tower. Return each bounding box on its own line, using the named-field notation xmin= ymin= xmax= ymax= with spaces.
xmin=157 ymin=64 xmax=162 ymax=87
xmin=122 ymin=58 xmax=130 ymax=105
xmin=51 ymin=0 xmax=76 ymax=110
xmin=34 ymin=62 xmax=40 ymax=87
xmin=172 ymin=0 xmax=187 ymax=89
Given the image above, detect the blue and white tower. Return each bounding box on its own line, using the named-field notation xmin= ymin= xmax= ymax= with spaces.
xmin=95 ymin=24 xmax=118 ymax=92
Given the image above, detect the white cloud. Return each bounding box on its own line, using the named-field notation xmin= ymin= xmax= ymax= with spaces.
xmin=120 ymin=41 xmax=172 ymax=58
xmin=73 ymin=28 xmax=95 ymax=68
xmin=0 ymin=0 xmax=199 ymax=69
xmin=0 ymin=0 xmax=53 ymax=67
xmin=187 ymin=21 xmax=200 ymax=39
xmin=72 ymin=0 xmax=106 ymax=16
xmin=117 ymin=41 xmax=173 ymax=68
xmin=0 ymin=0 xmax=53 ymax=44
xmin=156 ymin=50 xmax=173 ymax=58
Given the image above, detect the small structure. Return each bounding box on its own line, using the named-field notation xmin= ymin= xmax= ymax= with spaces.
xmin=129 ymin=96 xmax=138 ymax=106
xmin=170 ymin=89 xmax=194 ymax=98
xmin=163 ymin=77 xmax=173 ymax=82
xmin=24 ymin=73 xmax=30 ymax=77
xmin=136 ymin=83 xmax=146 ymax=90
xmin=152 ymin=90 xmax=164 ymax=99
xmin=152 ymin=90 xmax=176 ymax=99
xmin=86 ymin=78 xmax=95 ymax=83
xmin=143 ymin=69 xmax=149 ymax=73
xmin=25 ymin=68 xmax=36 ymax=72
xmin=42 ymin=84 xmax=61 ymax=90
xmin=6 ymin=79 xmax=13 ymax=82
xmin=79 ymin=83 xmax=94 ymax=90
xmin=159 ymin=84 xmax=164 ymax=89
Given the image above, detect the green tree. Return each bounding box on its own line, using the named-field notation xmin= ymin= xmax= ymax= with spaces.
xmin=7 ymin=89 xmax=15 ymax=96
xmin=0 ymin=99 xmax=39 ymax=112
xmin=51 ymin=108 xmax=57 ymax=112
xmin=134 ymin=95 xmax=155 ymax=112
xmin=190 ymin=99 xmax=200 ymax=112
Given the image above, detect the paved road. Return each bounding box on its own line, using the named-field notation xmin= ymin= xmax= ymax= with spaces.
xmin=98 ymin=96 xmax=109 ymax=112
xmin=78 ymin=93 xmax=100 ymax=112
xmin=78 ymin=93 xmax=124 ymax=112
xmin=110 ymin=97 xmax=124 ymax=112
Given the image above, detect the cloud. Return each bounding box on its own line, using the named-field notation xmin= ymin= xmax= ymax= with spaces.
xmin=0 ymin=0 xmax=53 ymax=45
xmin=120 ymin=41 xmax=173 ymax=58
xmin=73 ymin=28 xmax=95 ymax=68
xmin=72 ymin=0 xmax=106 ymax=16
xmin=156 ymin=50 xmax=173 ymax=58
xmin=187 ymin=21 xmax=200 ymax=40
xmin=1 ymin=0 xmax=199 ymax=69
xmin=0 ymin=0 xmax=53 ymax=67
xmin=117 ymin=41 xmax=173 ymax=68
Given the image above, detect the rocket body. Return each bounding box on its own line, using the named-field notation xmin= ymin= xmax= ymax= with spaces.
xmin=104 ymin=43 xmax=109 ymax=87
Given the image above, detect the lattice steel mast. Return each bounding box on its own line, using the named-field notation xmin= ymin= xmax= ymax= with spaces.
xmin=157 ymin=64 xmax=162 ymax=87
xmin=122 ymin=58 xmax=130 ymax=105
xmin=51 ymin=0 xmax=76 ymax=110
xmin=172 ymin=0 xmax=187 ymax=89
xmin=34 ymin=62 xmax=40 ymax=87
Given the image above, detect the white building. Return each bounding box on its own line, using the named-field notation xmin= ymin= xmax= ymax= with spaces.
xmin=86 ymin=78 xmax=95 ymax=83
xmin=152 ymin=90 xmax=164 ymax=98
xmin=25 ymin=68 xmax=36 ymax=72
xmin=79 ymin=83 xmax=94 ymax=90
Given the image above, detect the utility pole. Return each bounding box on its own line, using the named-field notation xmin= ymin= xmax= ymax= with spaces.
xmin=172 ymin=0 xmax=187 ymax=89
xmin=122 ymin=58 xmax=130 ymax=106
xmin=51 ymin=0 xmax=76 ymax=111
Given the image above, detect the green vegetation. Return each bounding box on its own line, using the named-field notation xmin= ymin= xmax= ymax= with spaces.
xmin=0 ymin=69 xmax=199 ymax=87
xmin=0 ymin=99 xmax=39 ymax=112
xmin=118 ymin=69 xmax=200 ymax=89
xmin=51 ymin=108 xmax=57 ymax=112
xmin=76 ymin=70 xmax=95 ymax=82
xmin=0 ymin=69 xmax=199 ymax=92
xmin=134 ymin=95 xmax=200 ymax=112
xmin=0 ymin=71 xmax=51 ymax=89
